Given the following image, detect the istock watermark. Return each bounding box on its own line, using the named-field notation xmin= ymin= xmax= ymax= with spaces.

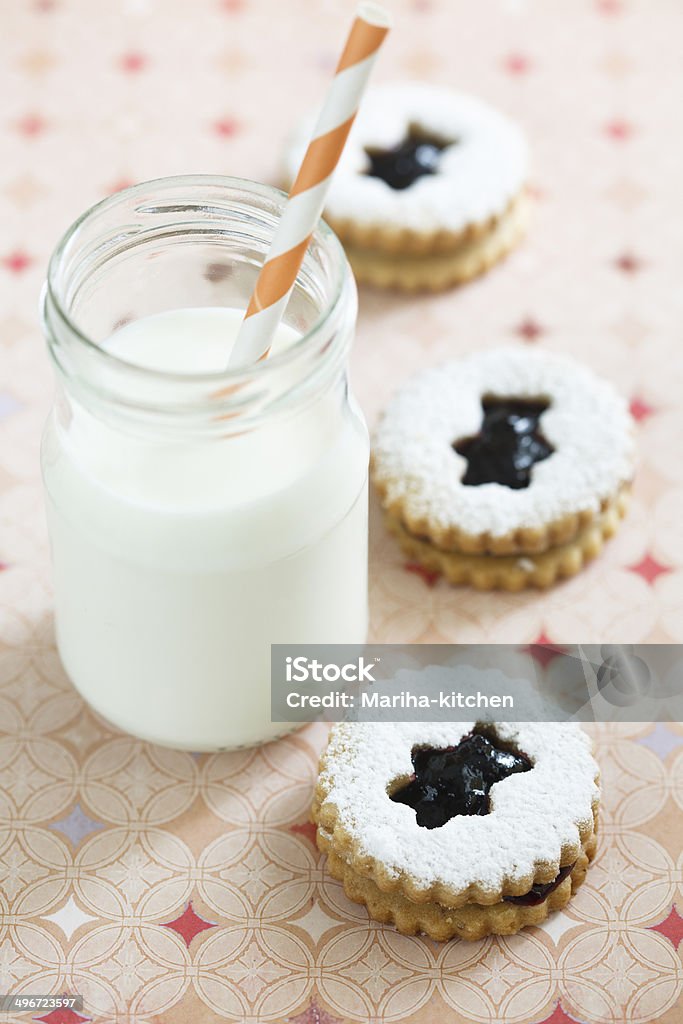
xmin=271 ymin=644 xmax=683 ymax=724
xmin=285 ymin=655 xmax=378 ymax=683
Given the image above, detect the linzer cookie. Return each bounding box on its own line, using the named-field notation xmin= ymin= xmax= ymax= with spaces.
xmin=313 ymin=722 xmax=600 ymax=941
xmin=281 ymin=82 xmax=529 ymax=291
xmin=371 ymin=347 xmax=635 ymax=590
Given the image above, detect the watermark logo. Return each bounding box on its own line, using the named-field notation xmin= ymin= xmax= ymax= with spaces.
xmin=271 ymin=644 xmax=683 ymax=723
xmin=285 ymin=656 xmax=378 ymax=683
xmin=596 ymin=644 xmax=651 ymax=707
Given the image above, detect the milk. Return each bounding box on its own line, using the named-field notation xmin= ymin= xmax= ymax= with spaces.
xmin=42 ymin=308 xmax=369 ymax=749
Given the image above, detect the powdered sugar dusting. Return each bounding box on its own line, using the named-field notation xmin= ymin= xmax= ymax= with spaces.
xmin=372 ymin=347 xmax=634 ymax=537
xmin=319 ymin=721 xmax=599 ymax=895
xmin=282 ymin=83 xmax=528 ymax=234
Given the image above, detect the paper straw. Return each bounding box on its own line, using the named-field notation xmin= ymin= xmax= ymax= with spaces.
xmin=228 ymin=2 xmax=391 ymax=368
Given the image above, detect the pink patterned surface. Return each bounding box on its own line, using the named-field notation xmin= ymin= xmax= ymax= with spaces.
xmin=1 ymin=0 xmax=682 ymax=1021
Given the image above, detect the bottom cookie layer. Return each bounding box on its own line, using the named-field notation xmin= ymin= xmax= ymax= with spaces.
xmin=328 ymin=833 xmax=597 ymax=942
xmin=344 ymin=194 xmax=528 ymax=292
xmin=385 ymin=489 xmax=628 ymax=590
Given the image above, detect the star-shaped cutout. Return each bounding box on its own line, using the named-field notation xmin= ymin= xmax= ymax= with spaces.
xmin=628 ymin=553 xmax=672 ymax=585
xmin=521 ymin=633 xmax=567 ymax=669
xmin=636 ymin=724 xmax=683 ymax=759
xmin=454 ymin=398 xmax=554 ymax=489
xmin=514 ymin=316 xmax=545 ymax=342
xmin=162 ymin=900 xmax=216 ymax=948
xmin=290 ymin=821 xmax=318 ymax=846
xmin=404 ymin=562 xmax=440 ymax=587
xmin=629 ymin=396 xmax=656 ymax=422
xmin=648 ymin=905 xmax=683 ymax=949
xmin=614 ymin=251 xmax=644 ymax=274
xmin=365 ymin=126 xmax=452 ymax=191
xmin=536 ymin=1003 xmax=585 ymax=1024
xmin=49 ymin=803 xmax=105 ymax=845
xmin=391 ymin=731 xmax=533 ymax=828
xmin=288 ymin=998 xmax=344 ymax=1024
xmin=2 ymin=250 xmax=33 ymax=274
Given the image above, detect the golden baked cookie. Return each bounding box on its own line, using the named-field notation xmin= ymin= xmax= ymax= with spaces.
xmin=343 ymin=194 xmax=528 ymax=292
xmin=371 ymin=347 xmax=635 ymax=587
xmin=383 ymin=487 xmax=629 ymax=591
xmin=314 ymin=722 xmax=601 ymax=939
xmin=282 ymin=83 xmax=529 ymax=289
xmin=328 ymin=833 xmax=597 ymax=942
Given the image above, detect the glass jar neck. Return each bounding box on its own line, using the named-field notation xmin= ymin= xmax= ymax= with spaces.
xmin=42 ymin=175 xmax=356 ymax=440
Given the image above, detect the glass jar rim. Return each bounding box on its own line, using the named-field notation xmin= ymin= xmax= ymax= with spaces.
xmin=43 ymin=173 xmax=351 ymax=387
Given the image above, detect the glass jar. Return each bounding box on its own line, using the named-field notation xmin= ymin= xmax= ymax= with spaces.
xmin=41 ymin=175 xmax=368 ymax=751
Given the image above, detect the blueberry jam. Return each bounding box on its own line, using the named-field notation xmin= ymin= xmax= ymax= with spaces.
xmin=454 ymin=397 xmax=554 ymax=490
xmin=504 ymin=862 xmax=575 ymax=906
xmin=365 ymin=128 xmax=452 ymax=190
xmin=390 ymin=731 xmax=533 ymax=829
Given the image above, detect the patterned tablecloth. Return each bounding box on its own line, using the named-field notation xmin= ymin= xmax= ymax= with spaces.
xmin=1 ymin=0 xmax=682 ymax=1021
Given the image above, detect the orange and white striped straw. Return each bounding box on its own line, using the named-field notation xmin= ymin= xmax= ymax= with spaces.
xmin=228 ymin=2 xmax=391 ymax=368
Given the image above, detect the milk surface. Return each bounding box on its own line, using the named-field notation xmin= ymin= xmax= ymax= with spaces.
xmin=43 ymin=308 xmax=369 ymax=749
xmin=107 ymin=305 xmax=296 ymax=372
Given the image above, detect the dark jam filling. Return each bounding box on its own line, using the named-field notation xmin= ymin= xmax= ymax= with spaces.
xmin=365 ymin=127 xmax=453 ymax=190
xmin=504 ymin=862 xmax=575 ymax=906
xmin=390 ymin=731 xmax=533 ymax=830
xmin=454 ymin=398 xmax=554 ymax=490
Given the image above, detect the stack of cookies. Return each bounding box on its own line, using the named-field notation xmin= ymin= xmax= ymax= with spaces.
xmin=282 ymin=83 xmax=529 ymax=291
xmin=313 ymin=721 xmax=600 ymax=941
xmin=371 ymin=347 xmax=635 ymax=590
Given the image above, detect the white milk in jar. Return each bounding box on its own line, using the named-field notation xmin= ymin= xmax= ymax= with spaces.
xmin=41 ymin=177 xmax=368 ymax=750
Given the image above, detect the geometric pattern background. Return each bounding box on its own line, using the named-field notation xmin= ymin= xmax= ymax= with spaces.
xmin=0 ymin=672 xmax=682 ymax=1024
xmin=1 ymin=1 xmax=682 ymax=1021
